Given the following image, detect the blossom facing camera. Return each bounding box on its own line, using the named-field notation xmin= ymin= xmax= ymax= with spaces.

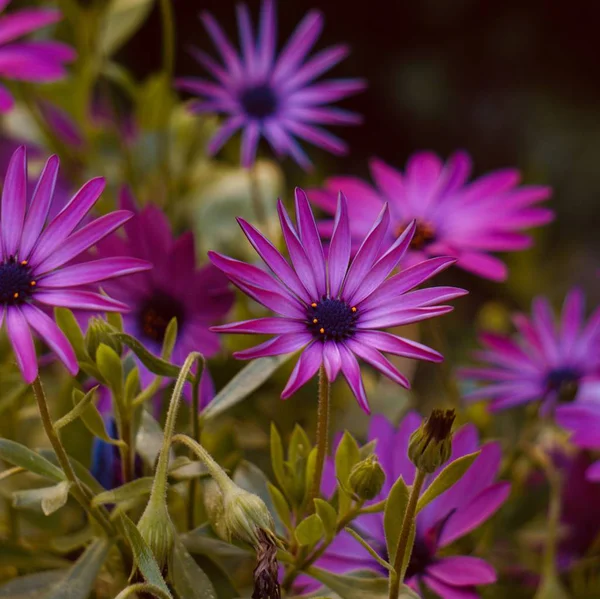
xmin=408 ymin=408 xmax=456 ymax=473
xmin=0 ymin=147 xmax=151 ymax=383
xmin=461 ymin=289 xmax=600 ymax=414
xmin=210 ymin=189 xmax=466 ymax=412
xmin=0 ymin=1 xmax=76 ymax=112
xmin=349 ymin=454 xmax=386 ymax=500
xmin=309 ymin=151 xmax=553 ymax=281
xmin=178 ymin=0 xmax=365 ymax=170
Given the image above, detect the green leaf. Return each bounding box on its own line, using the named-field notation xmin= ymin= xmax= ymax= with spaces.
xmin=135 ymin=410 xmax=168 ymax=466
xmin=295 ymin=513 xmax=324 ymax=548
xmin=200 ymin=354 xmax=291 ymax=421
xmin=268 ymin=483 xmax=292 ymax=530
xmin=314 ymin=499 xmax=337 ymax=539
xmin=100 ymin=0 xmax=156 ymax=56
xmin=0 ymin=439 xmax=65 ymax=482
xmin=335 ymin=431 xmax=361 ymax=514
xmin=181 ymin=524 xmax=248 ymax=560
xmin=114 ymin=332 xmax=190 ymax=380
xmin=50 ymin=526 xmax=94 ymax=554
xmin=124 ymin=368 xmax=141 ymax=408
xmin=169 ymin=538 xmax=217 ymax=599
xmin=12 ymin=481 xmax=72 ymax=515
xmin=168 ymin=457 xmax=209 ymax=481
xmin=44 ymin=538 xmax=111 ymax=599
xmin=288 ymin=424 xmax=312 ymax=464
xmin=54 ymin=308 xmax=87 ymax=359
xmin=54 ymin=386 xmax=98 ymax=430
xmin=384 ymin=475 xmax=409 ymax=563
xmin=71 ymin=387 xmax=125 ymax=447
xmin=0 ymin=571 xmax=64 ymax=599
xmin=304 ymin=446 xmax=318 ymax=506
xmin=416 ymin=451 xmax=480 ymax=513
xmin=344 ymin=528 xmax=392 ymax=572
xmin=120 ymin=514 xmax=172 ymax=597
xmin=305 ymin=567 xmax=390 ymax=599
xmin=162 ymin=317 xmax=178 ymax=360
xmin=38 ymin=450 xmax=104 ymax=496
xmin=0 ymin=543 xmax=69 ymax=570
xmin=107 ymin=311 xmax=124 ymax=332
xmin=96 ymin=343 xmax=123 ymax=397
xmin=270 ymin=423 xmax=287 ymax=493
xmin=92 ymin=477 xmax=153 ymax=507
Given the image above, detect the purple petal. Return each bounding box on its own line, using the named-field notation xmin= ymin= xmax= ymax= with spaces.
xmin=369 ymin=157 xmax=404 ymax=202
xmin=209 ymin=250 xmax=285 ymax=293
xmin=200 ymin=11 xmax=242 ymax=76
xmin=188 ymin=47 xmax=231 ymax=84
xmin=19 ymin=154 xmax=59 ymax=259
xmin=231 ymin=277 xmax=306 ymax=319
xmin=354 ymin=330 xmax=442 ymax=362
xmin=322 ymin=341 xmax=342 ymax=382
xmin=284 ymin=121 xmax=347 ymax=155
xmin=0 ymin=9 xmax=61 ymax=45
xmin=0 ymin=82 xmax=14 ymax=112
xmin=6 ymin=306 xmax=37 ymax=383
xmin=327 ymin=192 xmax=351 ymax=298
xmin=290 ymin=79 xmax=367 ymax=106
xmin=358 ymin=305 xmax=454 ymax=329
xmin=560 ymin=288 xmax=584 ymax=354
xmin=422 ymin=575 xmax=479 ymax=599
xmin=531 ymin=296 xmax=559 ymax=364
xmin=256 ymin=0 xmax=276 ymax=76
xmin=206 ymin=115 xmax=245 ymax=155
xmin=35 ymin=290 xmax=130 ymax=312
xmin=281 ymin=342 xmax=322 ymax=398
xmin=346 ymin=339 xmax=409 ymax=388
xmin=458 ymin=252 xmax=507 ymax=282
xmin=283 ymin=44 xmax=350 ymax=90
xmin=211 ymin=317 xmax=306 ymax=335
xmin=241 ymin=121 xmax=260 ymax=167
xmin=233 ymin=332 xmax=311 ymax=360
xmin=586 ymin=461 xmax=600 ymax=481
xmin=21 ymin=303 xmax=77 ymax=375
xmin=427 ymin=557 xmax=496 ymax=586
xmin=236 ymin=4 xmax=256 ymax=74
xmin=338 ymin=343 xmax=369 ymax=412
xmin=1 ymin=145 xmax=26 ymax=257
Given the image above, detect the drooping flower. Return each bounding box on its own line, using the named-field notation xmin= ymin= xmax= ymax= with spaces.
xmin=0 ymin=147 xmax=150 ymax=383
xmin=177 ymin=0 xmax=365 ymax=170
xmin=308 ymin=413 xmax=511 ymax=599
xmin=461 ymin=289 xmax=600 ymax=413
xmin=0 ymin=1 xmax=75 ymax=112
xmin=95 ymin=188 xmax=234 ymax=386
xmin=209 ymin=188 xmax=466 ymax=412
xmin=309 ymin=152 xmax=553 ymax=281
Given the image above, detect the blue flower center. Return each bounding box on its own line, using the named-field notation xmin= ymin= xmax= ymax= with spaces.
xmin=545 ymin=367 xmax=580 ymax=403
xmin=307 ymin=298 xmax=358 ymax=341
xmin=139 ymin=292 xmax=185 ymax=343
xmin=239 ymin=84 xmax=279 ymax=119
xmin=0 ymin=257 xmax=35 ymax=305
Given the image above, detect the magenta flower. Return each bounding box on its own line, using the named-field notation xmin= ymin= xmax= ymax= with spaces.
xmin=309 ymin=152 xmax=553 ymax=281
xmin=209 ymin=189 xmax=465 ymax=412
xmin=177 ymin=0 xmax=365 ymax=170
xmin=309 ymin=413 xmax=510 ymax=598
xmin=0 ymin=0 xmax=75 ymax=112
xmin=461 ymin=289 xmax=600 ymax=413
xmin=0 ymin=147 xmax=150 ymax=383
xmin=96 ymin=189 xmax=234 ymax=386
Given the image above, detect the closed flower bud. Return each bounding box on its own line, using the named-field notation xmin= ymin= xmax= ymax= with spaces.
xmin=202 ymin=478 xmax=229 ymax=541
xmin=349 ymin=454 xmax=385 ymax=500
xmin=86 ymin=317 xmax=122 ymax=359
xmin=137 ymin=499 xmax=175 ymax=570
xmin=408 ymin=409 xmax=456 ymax=474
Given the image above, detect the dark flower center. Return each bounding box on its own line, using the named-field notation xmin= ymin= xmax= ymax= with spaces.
xmin=307 ymin=298 xmax=358 ymax=341
xmin=239 ymin=84 xmax=279 ymax=119
xmin=0 ymin=257 xmax=36 ymax=305
xmin=399 ymin=221 xmax=436 ymax=250
xmin=545 ymin=367 xmax=580 ymax=403
xmin=139 ymin=292 xmax=185 ymax=343
xmin=404 ymin=535 xmax=435 ymax=580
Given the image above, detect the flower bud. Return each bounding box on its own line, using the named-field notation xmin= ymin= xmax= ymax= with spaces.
xmin=349 ymin=454 xmax=385 ymax=500
xmin=136 ymin=499 xmax=175 ymax=570
xmin=202 ymin=478 xmax=229 ymax=541
xmin=408 ymin=409 xmax=456 ymax=474
xmin=86 ymin=317 xmax=122 ymax=359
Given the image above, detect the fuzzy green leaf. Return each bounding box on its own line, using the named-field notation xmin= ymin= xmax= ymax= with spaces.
xmin=91 ymin=477 xmax=153 ymax=507
xmin=314 ymin=499 xmax=338 ymax=539
xmin=295 ymin=513 xmax=324 ymax=548
xmin=305 ymin=566 xmax=391 ymax=598
xmin=270 ymin=423 xmax=288 ymax=494
xmin=12 ymin=481 xmax=72 ymax=515
xmin=169 ymin=537 xmax=217 ymax=599
xmin=384 ymin=475 xmax=409 ymax=563
xmin=335 ymin=431 xmax=361 ymax=514
xmin=0 ymin=439 xmax=65 ymax=482
xmin=96 ymin=343 xmax=123 ymax=397
xmin=0 ymin=571 xmax=64 ymax=598
xmin=54 ymin=308 xmax=87 ymax=359
xmin=268 ymin=483 xmax=292 ymax=530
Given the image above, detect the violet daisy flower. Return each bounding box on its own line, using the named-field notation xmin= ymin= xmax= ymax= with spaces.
xmin=0 ymin=0 xmax=75 ymax=112
xmin=461 ymin=289 xmax=600 ymax=413
xmin=177 ymin=0 xmax=365 ymax=170
xmin=95 ymin=188 xmax=235 ymax=387
xmin=309 ymin=152 xmax=553 ymax=281
xmin=0 ymin=147 xmax=150 ymax=383
xmin=209 ymin=189 xmax=466 ymax=412
xmin=308 ymin=413 xmax=510 ymax=598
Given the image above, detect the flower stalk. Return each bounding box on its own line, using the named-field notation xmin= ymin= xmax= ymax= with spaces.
xmin=308 ymin=365 xmax=330 ymax=510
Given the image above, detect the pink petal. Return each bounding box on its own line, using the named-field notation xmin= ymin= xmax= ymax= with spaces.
xmin=281 ymin=342 xmax=322 ymax=398
xmin=6 ymin=306 xmax=37 ymax=383
xmin=1 ymin=145 xmax=26 ymax=257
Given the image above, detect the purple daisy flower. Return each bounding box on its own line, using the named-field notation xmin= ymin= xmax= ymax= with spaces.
xmin=461 ymin=289 xmax=600 ymax=413
xmin=0 ymin=147 xmax=150 ymax=383
xmin=0 ymin=0 xmax=75 ymax=112
xmin=309 ymin=152 xmax=553 ymax=281
xmin=308 ymin=413 xmax=510 ymax=599
xmin=209 ymin=188 xmax=466 ymax=412
xmin=95 ymin=188 xmax=235 ymax=387
xmin=177 ymin=0 xmax=365 ymax=170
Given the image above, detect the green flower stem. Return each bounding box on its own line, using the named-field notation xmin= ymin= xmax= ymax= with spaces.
xmin=31 ymin=376 xmax=116 ymax=539
xmin=389 ymin=468 xmax=426 ymax=599
xmin=308 ymin=365 xmax=330 ymax=510
xmin=187 ymin=357 xmax=205 ymax=530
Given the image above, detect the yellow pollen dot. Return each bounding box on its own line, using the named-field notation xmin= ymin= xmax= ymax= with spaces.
xmin=313 ymin=318 xmax=318 ymax=324
xmin=311 ymin=302 xmax=317 ymax=308
xmin=13 ymin=292 xmax=19 ymax=299
xmin=20 ymin=260 xmax=28 ymax=266
xmin=320 ymin=327 xmax=325 ymax=334
xmin=351 ymin=306 xmax=357 ymax=313
xmin=30 ymin=281 xmax=36 ymax=287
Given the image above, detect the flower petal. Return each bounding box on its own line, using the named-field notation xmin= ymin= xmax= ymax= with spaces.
xmin=6 ymin=306 xmax=37 ymax=383
xmin=322 ymin=340 xmax=342 ymax=382
xmin=281 ymin=341 xmax=322 ymax=398
xmin=211 ymin=317 xmax=305 ymax=335
xmin=338 ymin=342 xmax=369 ymax=413
xmin=354 ymin=330 xmax=442 ymax=362
xmin=234 ymin=332 xmax=311 ymax=360
xmin=422 ymin=575 xmax=479 ymax=599
xmin=327 ymin=191 xmax=351 ymax=298
xmin=1 ymin=145 xmax=27 ymax=257
xmin=346 ymin=339 xmax=410 ymax=388
xmin=34 ymin=290 xmax=130 ymax=312
xmin=427 ymin=557 xmax=496 ymax=586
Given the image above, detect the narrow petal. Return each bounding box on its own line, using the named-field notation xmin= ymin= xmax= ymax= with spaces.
xmin=346 ymin=339 xmax=410 ymax=388
xmin=0 ymin=9 xmax=61 ymax=45
xmin=531 ymin=297 xmax=559 ymax=364
xmin=6 ymin=306 xmax=37 ymax=383
xmin=35 ymin=290 xmax=130 ymax=312
xmin=21 ymin=303 xmax=77 ymax=375
xmin=354 ymin=330 xmax=442 ymax=362
xmin=236 ymin=4 xmax=255 ymax=73
xmin=281 ymin=342 xmax=322 ymax=398
xmin=200 ymin=11 xmax=242 ymax=76
xmin=322 ymin=341 xmax=342 ymax=382
xmin=257 ymin=0 xmax=276 ymax=76
xmin=338 ymin=343 xmax=369 ymax=413
xmin=358 ymin=305 xmax=453 ymax=329
xmin=241 ymin=121 xmax=261 ymax=167
xmin=283 ymin=44 xmax=350 ymax=90
xmin=458 ymin=252 xmax=507 ymax=281
xmin=285 ymin=121 xmax=347 ymax=155
xmin=0 ymin=82 xmax=14 ymax=112
xmin=209 ymin=250 xmax=285 ymax=293
xmin=1 ymin=145 xmax=27 ymax=257
xmin=206 ymin=115 xmax=245 ymax=155
xmin=422 ymin=575 xmax=479 ymax=599
xmin=231 ymin=278 xmax=306 ymax=319
xmin=427 ymin=557 xmax=496 ymax=586
xmin=234 ymin=332 xmax=311 ymax=360
xmin=560 ymin=288 xmax=584 ymax=355
xmin=327 ymin=192 xmax=351 ymax=298
xmin=211 ymin=317 xmax=305 ymax=335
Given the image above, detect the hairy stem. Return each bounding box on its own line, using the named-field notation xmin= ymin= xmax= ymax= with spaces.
xmin=187 ymin=357 xmax=204 ymax=530
xmin=308 ymin=365 xmax=330 ymax=510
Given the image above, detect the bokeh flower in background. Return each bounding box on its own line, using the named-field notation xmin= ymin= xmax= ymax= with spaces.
xmin=310 ymin=412 xmax=510 ymax=598
xmin=96 ymin=188 xmax=234 ymax=387
xmin=0 ymin=147 xmax=150 ymax=383
xmin=0 ymin=0 xmax=75 ymax=112
xmin=178 ymin=0 xmax=365 ymax=169
xmin=309 ymin=151 xmax=553 ymax=280
xmin=210 ymin=189 xmax=466 ymax=412
xmin=461 ymin=289 xmax=600 ymax=413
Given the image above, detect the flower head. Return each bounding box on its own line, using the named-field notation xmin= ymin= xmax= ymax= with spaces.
xmin=311 ymin=413 xmax=511 ymax=598
xmin=461 ymin=289 xmax=600 ymax=413
xmin=209 ymin=189 xmax=466 ymax=412
xmin=96 ymin=188 xmax=234 ymax=386
xmin=0 ymin=1 xmax=75 ymax=112
xmin=309 ymin=152 xmax=553 ymax=281
xmin=0 ymin=147 xmax=150 ymax=383
xmin=178 ymin=0 xmax=365 ymax=170
xmin=408 ymin=408 xmax=456 ymax=473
